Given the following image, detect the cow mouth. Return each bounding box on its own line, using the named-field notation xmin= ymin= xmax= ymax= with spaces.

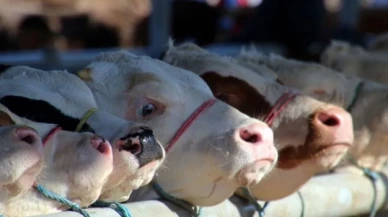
xmin=276 ymin=142 xmax=351 ymax=169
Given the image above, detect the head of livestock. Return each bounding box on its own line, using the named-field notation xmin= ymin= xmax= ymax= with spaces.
xmin=160 ymin=41 xmax=354 ymax=200
xmin=77 ymin=50 xmax=278 ymax=206
xmin=0 ymin=66 xmax=165 ymax=202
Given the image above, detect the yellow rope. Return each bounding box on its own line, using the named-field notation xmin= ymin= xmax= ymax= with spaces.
xmin=75 ymin=108 xmax=97 ymax=132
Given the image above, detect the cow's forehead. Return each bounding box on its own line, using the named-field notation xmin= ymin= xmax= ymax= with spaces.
xmin=93 ymin=51 xmax=213 ymax=94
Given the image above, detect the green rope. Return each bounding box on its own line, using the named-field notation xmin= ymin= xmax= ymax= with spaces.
xmin=91 ymin=200 xmax=132 ymax=217
xmin=152 ymin=182 xmax=203 ymax=217
xmin=346 ymin=81 xmax=364 ymax=112
xmin=241 ymin=187 xmax=268 ymax=217
xmin=75 ymin=108 xmax=97 ymax=132
xmin=296 ymin=191 xmax=305 ymax=217
xmin=347 ymin=155 xmax=379 ymax=217
xmin=34 ymin=184 xmax=90 ymax=217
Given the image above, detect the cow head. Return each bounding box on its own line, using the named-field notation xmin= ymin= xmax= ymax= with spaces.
xmin=161 ymin=42 xmax=354 ymax=200
xmin=77 ymin=50 xmax=278 ymax=206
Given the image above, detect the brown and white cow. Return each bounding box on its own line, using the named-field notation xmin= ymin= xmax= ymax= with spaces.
xmin=0 ymin=66 xmax=165 ymax=203
xmin=0 ymin=103 xmax=113 ymax=217
xmin=321 ymin=40 xmax=388 ymax=86
xmin=160 ymin=42 xmax=354 ymax=200
xmin=237 ymin=49 xmax=388 ymax=171
xmin=77 ymin=50 xmax=278 ymax=206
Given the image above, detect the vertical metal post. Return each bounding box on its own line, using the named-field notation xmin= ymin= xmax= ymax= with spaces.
xmin=338 ymin=0 xmax=360 ymax=28
xmin=148 ymin=0 xmax=172 ymax=57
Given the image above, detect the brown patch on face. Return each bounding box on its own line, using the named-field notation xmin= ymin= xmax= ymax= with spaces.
xmin=276 ymin=112 xmax=337 ymax=169
xmin=200 ymin=71 xmax=272 ymax=117
xmin=0 ymin=111 xmax=14 ymax=126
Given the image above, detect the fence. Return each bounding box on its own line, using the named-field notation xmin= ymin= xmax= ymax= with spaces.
xmin=0 ymin=1 xmax=370 ymax=217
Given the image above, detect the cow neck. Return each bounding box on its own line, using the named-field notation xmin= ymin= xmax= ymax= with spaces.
xmin=165 ymin=98 xmax=217 ymax=153
xmin=264 ymin=91 xmax=299 ymax=127
xmin=75 ymin=108 xmax=97 ymax=132
xmin=346 ymin=81 xmax=364 ymax=113
xmin=152 ymin=98 xmax=216 ymax=217
xmin=241 ymin=91 xmax=299 ymax=217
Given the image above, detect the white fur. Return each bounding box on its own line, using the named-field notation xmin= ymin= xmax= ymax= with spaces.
xmin=161 ymin=42 xmax=354 ymax=201
xmin=79 ymin=50 xmax=278 ymax=206
xmin=321 ymin=40 xmax=388 ymax=86
xmin=0 ymin=104 xmax=113 ymax=217
xmin=239 ymin=51 xmax=388 ymax=171
xmin=0 ymin=67 xmax=165 ymax=202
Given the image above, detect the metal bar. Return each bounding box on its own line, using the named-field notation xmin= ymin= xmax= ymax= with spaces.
xmin=147 ymin=0 xmax=172 ymax=56
xmin=338 ymin=0 xmax=360 ymax=28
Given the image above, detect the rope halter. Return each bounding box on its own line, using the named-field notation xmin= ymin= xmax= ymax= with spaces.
xmin=242 ymin=90 xmax=299 ymax=217
xmin=153 ymin=98 xmax=217 ymax=217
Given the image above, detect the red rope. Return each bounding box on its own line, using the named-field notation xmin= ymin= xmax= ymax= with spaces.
xmin=265 ymin=91 xmax=299 ymax=127
xmin=165 ymin=98 xmax=217 ymax=153
xmin=42 ymin=126 xmax=62 ymax=146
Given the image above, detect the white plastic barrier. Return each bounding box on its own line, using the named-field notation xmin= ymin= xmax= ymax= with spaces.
xmin=29 ymin=170 xmax=388 ymax=217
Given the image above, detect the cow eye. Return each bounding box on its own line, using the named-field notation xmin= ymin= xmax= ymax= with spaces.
xmin=141 ymin=103 xmax=156 ymax=117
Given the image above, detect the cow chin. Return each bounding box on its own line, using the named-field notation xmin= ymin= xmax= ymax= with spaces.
xmin=311 ymin=144 xmax=350 ymax=169
xmin=4 ymin=159 xmax=43 ymax=199
xmin=234 ymin=160 xmax=276 ymax=186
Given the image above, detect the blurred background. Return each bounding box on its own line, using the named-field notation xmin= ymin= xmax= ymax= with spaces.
xmin=0 ymin=0 xmax=387 ymax=72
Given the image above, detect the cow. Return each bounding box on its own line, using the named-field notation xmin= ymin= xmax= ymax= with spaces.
xmin=76 ymin=50 xmax=278 ymax=207
xmin=236 ymin=49 xmax=388 ymax=171
xmin=321 ymin=40 xmax=388 ymax=86
xmin=0 ymin=103 xmax=113 ymax=216
xmin=0 ymin=124 xmax=43 ymax=205
xmin=0 ymin=66 xmax=165 ymax=203
xmin=159 ymin=42 xmax=354 ymax=201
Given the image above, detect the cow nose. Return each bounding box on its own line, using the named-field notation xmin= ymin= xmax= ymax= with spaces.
xmin=313 ymin=107 xmax=354 ymax=144
xmin=238 ymin=123 xmax=273 ymax=145
xmin=119 ymin=126 xmax=164 ymax=167
xmin=236 ymin=122 xmax=277 ymax=161
xmin=14 ymin=126 xmax=41 ymax=148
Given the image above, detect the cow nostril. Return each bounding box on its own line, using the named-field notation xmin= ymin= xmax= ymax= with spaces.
xmin=240 ymin=130 xmax=260 ymax=144
xmin=317 ymin=112 xmax=340 ymax=127
xmin=21 ymin=135 xmax=36 ymax=145
xmin=15 ymin=128 xmax=37 ymax=146
xmin=120 ymin=140 xmax=142 ymax=155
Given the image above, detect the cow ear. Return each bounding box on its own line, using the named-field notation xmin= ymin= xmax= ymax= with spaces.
xmin=77 ymin=68 xmax=92 ymax=81
xmin=0 ymin=111 xmax=14 ymax=126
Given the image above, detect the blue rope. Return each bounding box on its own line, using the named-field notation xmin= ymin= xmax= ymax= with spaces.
xmin=241 ymin=187 xmax=268 ymax=217
xmin=91 ymin=200 xmax=132 ymax=217
xmin=152 ymin=182 xmax=203 ymax=217
xmin=34 ymin=184 xmax=90 ymax=217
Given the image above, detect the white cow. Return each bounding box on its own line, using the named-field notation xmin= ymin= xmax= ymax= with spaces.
xmin=77 ymin=50 xmax=278 ymax=206
xmin=0 ymin=123 xmax=43 ymax=204
xmin=0 ymin=66 xmax=165 ymax=203
xmin=237 ymin=50 xmax=388 ymax=171
xmin=0 ymin=103 xmax=113 ymax=217
xmin=321 ymin=40 xmax=388 ymax=86
xmin=160 ymin=42 xmax=354 ymax=200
